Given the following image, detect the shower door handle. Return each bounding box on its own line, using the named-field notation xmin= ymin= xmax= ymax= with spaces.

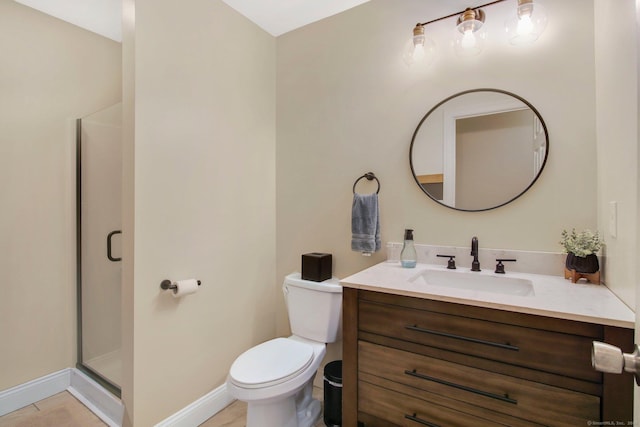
xmin=107 ymin=230 xmax=122 ymax=262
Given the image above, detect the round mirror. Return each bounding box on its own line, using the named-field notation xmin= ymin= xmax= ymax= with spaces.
xmin=410 ymin=89 xmax=548 ymax=212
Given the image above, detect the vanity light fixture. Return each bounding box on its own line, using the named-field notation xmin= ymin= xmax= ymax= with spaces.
xmin=403 ymin=0 xmax=548 ymax=66
xmin=504 ymin=0 xmax=548 ymax=45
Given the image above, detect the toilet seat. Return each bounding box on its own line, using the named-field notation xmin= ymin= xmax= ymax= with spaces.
xmin=229 ymin=338 xmax=314 ymax=389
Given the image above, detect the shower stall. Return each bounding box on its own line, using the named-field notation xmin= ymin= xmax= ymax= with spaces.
xmin=76 ymin=103 xmax=122 ymax=396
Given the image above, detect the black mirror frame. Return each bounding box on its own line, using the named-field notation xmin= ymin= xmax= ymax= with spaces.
xmin=409 ymin=88 xmax=549 ymax=212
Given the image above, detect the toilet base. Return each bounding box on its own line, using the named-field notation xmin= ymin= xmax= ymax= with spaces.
xmin=247 ymin=398 xmax=297 ymax=427
xmin=246 ymin=398 xmax=321 ymax=427
xmin=298 ymin=398 xmax=321 ymax=427
xmin=245 ymin=377 xmax=321 ymax=427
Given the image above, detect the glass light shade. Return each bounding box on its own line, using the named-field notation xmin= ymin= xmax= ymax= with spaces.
xmin=505 ymin=0 xmax=548 ymax=45
xmin=453 ymin=19 xmax=486 ymax=57
xmin=403 ymin=26 xmax=436 ymax=67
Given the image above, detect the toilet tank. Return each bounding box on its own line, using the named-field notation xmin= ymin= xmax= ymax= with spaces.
xmin=283 ymin=273 xmax=342 ymax=343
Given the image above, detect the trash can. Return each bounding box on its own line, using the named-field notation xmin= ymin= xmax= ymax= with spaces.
xmin=323 ymin=360 xmax=342 ymax=426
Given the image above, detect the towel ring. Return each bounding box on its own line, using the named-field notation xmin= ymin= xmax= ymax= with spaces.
xmin=353 ymin=172 xmax=380 ymax=194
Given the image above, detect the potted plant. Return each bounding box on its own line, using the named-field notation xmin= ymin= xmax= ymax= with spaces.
xmin=560 ymin=229 xmax=603 ymax=274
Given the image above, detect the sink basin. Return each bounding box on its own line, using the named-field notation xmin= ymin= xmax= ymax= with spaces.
xmin=411 ymin=269 xmax=535 ymax=297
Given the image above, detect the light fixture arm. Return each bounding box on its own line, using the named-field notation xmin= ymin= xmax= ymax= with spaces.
xmin=416 ymin=0 xmax=507 ymax=27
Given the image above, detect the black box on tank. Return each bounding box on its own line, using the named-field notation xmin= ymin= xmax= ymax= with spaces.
xmin=301 ymin=253 xmax=332 ymax=282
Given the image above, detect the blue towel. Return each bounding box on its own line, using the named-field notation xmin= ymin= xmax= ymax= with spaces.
xmin=351 ymin=193 xmax=381 ymax=254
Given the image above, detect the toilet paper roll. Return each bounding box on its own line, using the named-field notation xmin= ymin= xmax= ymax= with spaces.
xmin=172 ymin=279 xmax=199 ymax=298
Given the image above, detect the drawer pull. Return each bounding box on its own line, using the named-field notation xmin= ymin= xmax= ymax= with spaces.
xmin=405 ymin=325 xmax=519 ymax=351
xmin=404 ymin=413 xmax=441 ymax=426
xmin=405 ymin=370 xmax=518 ymax=405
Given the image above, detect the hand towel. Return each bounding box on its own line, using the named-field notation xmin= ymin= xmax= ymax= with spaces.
xmin=351 ymin=192 xmax=381 ymax=254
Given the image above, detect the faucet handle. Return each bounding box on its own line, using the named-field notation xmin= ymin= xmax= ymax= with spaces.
xmin=495 ymin=258 xmax=517 ymax=274
xmin=437 ymin=254 xmax=456 ymax=269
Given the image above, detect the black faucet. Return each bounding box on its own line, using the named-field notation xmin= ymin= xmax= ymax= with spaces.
xmin=471 ymin=236 xmax=481 ymax=271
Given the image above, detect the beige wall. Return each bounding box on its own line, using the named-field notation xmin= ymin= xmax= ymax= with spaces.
xmin=121 ymin=0 xmax=276 ymax=425
xmin=594 ymin=0 xmax=639 ymax=413
xmin=636 ymin=2 xmax=640 ymax=418
xmin=276 ymin=0 xmax=599 ymax=315
xmin=0 ymin=1 xmax=121 ymax=391
xmin=637 ymin=0 xmax=640 ymax=419
xmin=594 ymin=0 xmax=638 ymax=308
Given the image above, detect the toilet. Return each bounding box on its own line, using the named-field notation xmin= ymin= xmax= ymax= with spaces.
xmin=226 ymin=273 xmax=342 ymax=427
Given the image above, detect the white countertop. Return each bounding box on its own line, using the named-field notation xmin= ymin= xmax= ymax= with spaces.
xmin=340 ymin=262 xmax=635 ymax=329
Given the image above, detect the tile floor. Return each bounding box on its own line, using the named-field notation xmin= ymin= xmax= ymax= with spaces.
xmin=0 ymin=386 xmax=328 ymax=427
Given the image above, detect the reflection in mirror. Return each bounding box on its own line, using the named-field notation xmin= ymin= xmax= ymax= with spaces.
xmin=410 ymin=89 xmax=548 ymax=211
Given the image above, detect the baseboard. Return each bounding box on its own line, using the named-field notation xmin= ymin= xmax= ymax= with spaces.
xmin=0 ymin=369 xmax=70 ymax=416
xmin=1 ymin=369 xmax=230 ymax=427
xmin=68 ymin=369 xmax=124 ymax=427
xmin=154 ymin=383 xmax=235 ymax=427
xmin=0 ymin=368 xmax=124 ymax=427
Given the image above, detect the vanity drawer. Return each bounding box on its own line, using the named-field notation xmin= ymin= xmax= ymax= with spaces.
xmin=359 ymin=341 xmax=600 ymax=426
xmin=359 ymin=300 xmax=600 ymax=382
xmin=359 ymin=381 xmax=541 ymax=427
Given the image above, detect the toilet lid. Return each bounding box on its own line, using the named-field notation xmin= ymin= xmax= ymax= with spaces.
xmin=229 ymin=338 xmax=314 ymax=389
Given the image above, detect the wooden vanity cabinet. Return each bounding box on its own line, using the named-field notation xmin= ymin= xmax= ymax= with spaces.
xmin=343 ymin=288 xmax=634 ymax=427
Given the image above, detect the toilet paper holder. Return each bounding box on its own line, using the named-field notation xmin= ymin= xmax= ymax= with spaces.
xmin=160 ymin=279 xmax=201 ymax=291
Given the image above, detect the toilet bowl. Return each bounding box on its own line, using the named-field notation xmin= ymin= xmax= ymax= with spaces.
xmin=226 ymin=274 xmax=342 ymax=427
xmin=227 ymin=336 xmax=326 ymax=427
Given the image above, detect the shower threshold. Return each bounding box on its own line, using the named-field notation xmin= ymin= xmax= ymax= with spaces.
xmin=84 ymin=348 xmax=121 ymax=388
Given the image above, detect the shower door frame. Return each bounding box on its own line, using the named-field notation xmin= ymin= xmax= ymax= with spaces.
xmin=75 ymin=118 xmax=121 ymax=398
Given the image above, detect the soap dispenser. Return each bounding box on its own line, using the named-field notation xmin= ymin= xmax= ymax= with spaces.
xmin=401 ymin=229 xmax=417 ymax=268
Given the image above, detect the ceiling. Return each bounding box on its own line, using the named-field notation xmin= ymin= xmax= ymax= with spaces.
xmin=220 ymin=0 xmax=371 ymax=37
xmin=12 ymin=0 xmax=372 ymax=41
xmin=13 ymin=0 xmax=492 ymax=42
xmin=14 ymin=0 xmax=123 ymax=41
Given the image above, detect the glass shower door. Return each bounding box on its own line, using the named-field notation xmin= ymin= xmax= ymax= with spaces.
xmin=76 ymin=103 xmax=122 ymax=394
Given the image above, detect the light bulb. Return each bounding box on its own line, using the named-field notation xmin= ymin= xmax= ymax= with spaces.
xmin=461 ymin=29 xmax=477 ymax=49
xmin=403 ymin=24 xmax=436 ymax=67
xmin=412 ymin=44 xmax=425 ymax=62
xmin=412 ymin=32 xmax=425 ymax=61
xmin=454 ymin=8 xmax=486 ymax=57
xmin=505 ymin=0 xmax=548 ymax=45
xmin=517 ymin=14 xmax=534 ymax=36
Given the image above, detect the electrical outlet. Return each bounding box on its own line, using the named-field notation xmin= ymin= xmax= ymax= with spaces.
xmin=609 ymin=201 xmax=617 ymax=238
